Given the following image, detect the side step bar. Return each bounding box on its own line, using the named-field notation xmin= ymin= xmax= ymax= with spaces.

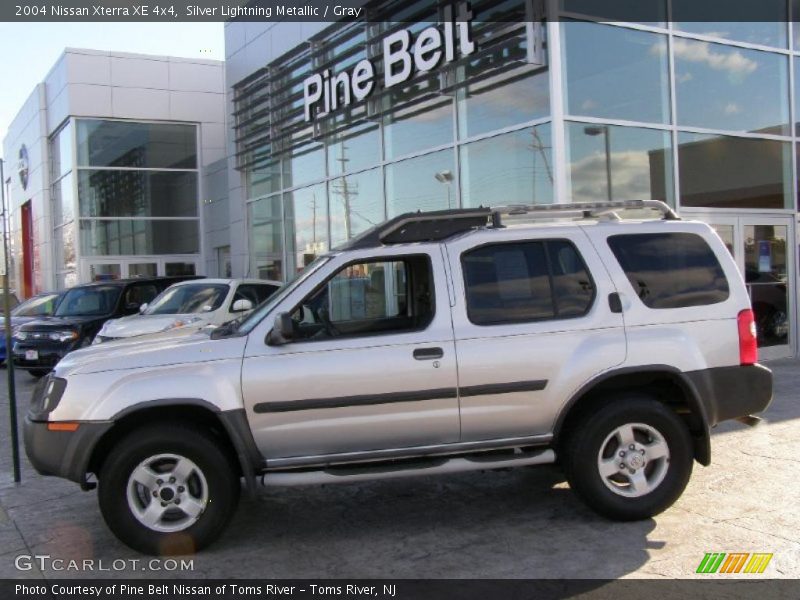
xmin=263 ymin=448 xmax=556 ymax=487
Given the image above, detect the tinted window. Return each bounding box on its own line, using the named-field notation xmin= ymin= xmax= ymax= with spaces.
xmin=233 ymin=284 xmax=280 ymax=311
xmin=124 ymin=284 xmax=159 ymax=308
xmin=607 ymin=233 xmax=730 ymax=309
xmin=55 ymin=286 xmax=122 ymax=317
xmin=12 ymin=293 xmax=61 ymax=317
xmin=463 ymin=241 xmax=594 ymax=325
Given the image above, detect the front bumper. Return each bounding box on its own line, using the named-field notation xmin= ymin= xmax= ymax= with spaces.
xmin=23 ymin=417 xmax=113 ymax=486
xmin=685 ymin=363 xmax=773 ymax=426
xmin=12 ymin=340 xmax=76 ymax=370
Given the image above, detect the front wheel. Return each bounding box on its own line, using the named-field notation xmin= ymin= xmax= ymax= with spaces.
xmin=98 ymin=423 xmax=240 ymax=555
xmin=562 ymin=396 xmax=693 ymax=521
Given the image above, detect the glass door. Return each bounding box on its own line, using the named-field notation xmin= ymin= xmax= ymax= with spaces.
xmin=696 ymin=213 xmax=794 ymax=360
xmin=741 ymin=219 xmax=791 ymax=360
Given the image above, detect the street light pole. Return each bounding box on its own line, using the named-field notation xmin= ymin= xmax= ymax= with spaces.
xmin=0 ymin=158 xmax=21 ymax=483
xmin=584 ymin=125 xmax=613 ymax=202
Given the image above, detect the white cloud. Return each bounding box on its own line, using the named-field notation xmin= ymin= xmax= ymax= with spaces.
xmin=724 ymin=102 xmax=742 ymax=115
xmin=570 ymin=150 xmax=663 ymax=203
xmin=671 ymin=38 xmax=758 ymax=80
xmin=677 ymin=72 xmax=693 ymax=83
xmin=581 ymin=99 xmax=598 ymax=111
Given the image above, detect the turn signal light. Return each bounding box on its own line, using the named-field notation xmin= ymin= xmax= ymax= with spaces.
xmin=737 ymin=309 xmax=758 ymax=366
xmin=47 ymin=422 xmax=80 ymax=432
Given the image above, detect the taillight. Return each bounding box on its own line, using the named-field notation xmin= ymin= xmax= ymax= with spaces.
xmin=737 ymin=309 xmax=758 ymax=365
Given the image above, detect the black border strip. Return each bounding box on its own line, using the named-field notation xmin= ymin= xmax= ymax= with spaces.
xmin=253 ymin=380 xmax=547 ymax=413
xmin=460 ymin=380 xmax=548 ymax=397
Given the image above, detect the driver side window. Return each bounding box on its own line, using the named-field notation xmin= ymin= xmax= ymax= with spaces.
xmin=290 ymin=255 xmax=434 ymax=341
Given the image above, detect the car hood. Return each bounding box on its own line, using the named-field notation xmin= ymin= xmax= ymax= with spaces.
xmin=54 ymin=330 xmax=247 ymax=376
xmin=17 ymin=315 xmax=105 ymax=331
xmin=0 ymin=316 xmax=41 ymax=329
xmin=101 ymin=313 xmax=211 ymax=338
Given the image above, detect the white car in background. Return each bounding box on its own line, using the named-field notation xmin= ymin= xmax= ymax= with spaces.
xmin=93 ymin=278 xmax=281 ymax=344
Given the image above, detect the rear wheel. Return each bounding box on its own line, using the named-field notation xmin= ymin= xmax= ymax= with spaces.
xmin=98 ymin=423 xmax=240 ymax=555
xmin=562 ymin=396 xmax=693 ymax=521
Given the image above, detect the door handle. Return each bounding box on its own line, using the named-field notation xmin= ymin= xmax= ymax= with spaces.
xmin=414 ymin=347 xmax=444 ymax=360
xmin=608 ymin=292 xmax=623 ymax=314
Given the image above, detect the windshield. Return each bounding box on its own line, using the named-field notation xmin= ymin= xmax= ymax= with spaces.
xmin=145 ymin=283 xmax=229 ymax=315
xmin=55 ymin=286 xmax=121 ymax=317
xmin=236 ymin=256 xmax=331 ymax=334
xmin=12 ymin=293 xmax=61 ymax=317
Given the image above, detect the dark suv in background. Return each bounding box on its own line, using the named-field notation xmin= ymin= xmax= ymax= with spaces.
xmin=13 ymin=277 xmax=199 ymax=376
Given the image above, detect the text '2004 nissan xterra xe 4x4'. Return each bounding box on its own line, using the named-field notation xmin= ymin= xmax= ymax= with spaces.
xmin=24 ymin=200 xmax=772 ymax=555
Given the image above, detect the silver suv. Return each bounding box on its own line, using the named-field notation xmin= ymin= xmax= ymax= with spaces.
xmin=24 ymin=200 xmax=772 ymax=555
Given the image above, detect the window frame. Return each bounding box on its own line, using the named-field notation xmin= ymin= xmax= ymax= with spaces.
xmin=286 ymin=253 xmax=437 ymax=343
xmin=460 ymin=238 xmax=597 ymax=327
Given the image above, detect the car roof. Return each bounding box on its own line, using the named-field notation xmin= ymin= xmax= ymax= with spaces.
xmin=168 ymin=278 xmax=282 ymax=287
xmin=65 ymin=276 xmax=202 ymax=290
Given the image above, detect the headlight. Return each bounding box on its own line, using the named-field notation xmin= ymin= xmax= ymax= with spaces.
xmin=166 ymin=316 xmax=203 ymax=331
xmin=14 ymin=330 xmax=27 ymax=341
xmin=29 ymin=375 xmax=68 ymax=419
xmin=48 ymin=330 xmax=79 ymax=343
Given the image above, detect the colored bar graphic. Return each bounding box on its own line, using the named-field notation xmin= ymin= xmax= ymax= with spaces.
xmin=697 ymin=552 xmax=773 ymax=574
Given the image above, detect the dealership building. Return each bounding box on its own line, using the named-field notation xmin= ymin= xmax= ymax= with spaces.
xmin=2 ymin=1 xmax=798 ymax=359
xmin=223 ymin=0 xmax=800 ymax=360
xmin=2 ymin=48 xmax=228 ymax=293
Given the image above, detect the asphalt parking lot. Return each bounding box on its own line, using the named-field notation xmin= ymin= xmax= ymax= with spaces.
xmin=1 ymin=360 xmax=798 ymax=580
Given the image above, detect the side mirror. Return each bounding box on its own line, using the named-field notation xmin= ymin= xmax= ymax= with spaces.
xmin=232 ymin=298 xmax=254 ymax=313
xmin=266 ymin=312 xmax=294 ymax=346
xmin=138 ymin=303 xmax=148 ymax=313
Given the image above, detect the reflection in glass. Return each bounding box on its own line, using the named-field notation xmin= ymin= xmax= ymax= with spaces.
xmin=678 ymin=133 xmax=791 ymax=209
xmin=566 ymin=122 xmax=674 ymax=205
xmin=248 ymin=195 xmax=284 ymax=281
xmin=55 ymin=222 xmax=76 ymax=272
xmin=248 ymin=161 xmax=282 ymax=198
xmin=78 ymin=170 xmax=198 ymax=217
xmin=53 ymin=173 xmax=74 ymax=224
xmin=457 ymin=67 xmax=550 ymax=139
xmin=562 ymin=21 xmax=670 ymax=124
xmin=330 ymin=168 xmax=384 ymax=247
xmin=80 ymin=219 xmax=200 ymax=255
xmin=561 ymin=0 xmax=666 ymax=25
xmin=384 ymin=97 xmax=453 ymax=160
xmin=386 ymin=150 xmax=456 ymax=217
xmin=674 ymin=40 xmax=789 ymax=135
xmin=76 ymin=119 xmax=197 ymax=169
xmin=460 ymin=124 xmax=554 ymax=208
xmin=282 ymin=144 xmax=325 ymax=189
xmin=327 ymin=123 xmax=380 ymax=177
xmin=744 ymin=225 xmax=788 ymax=347
xmin=89 ymin=265 xmax=122 ymax=282
xmin=285 ymin=184 xmax=328 ymax=275
xmin=673 ymin=0 xmax=787 ymax=48
xmin=710 ymin=224 xmax=735 ymax=256
xmin=51 ymin=121 xmax=73 ymax=179
xmin=165 ymin=263 xmax=197 ymax=276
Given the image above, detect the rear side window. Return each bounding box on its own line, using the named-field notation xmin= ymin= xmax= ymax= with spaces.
xmin=607 ymin=232 xmax=729 ymax=309
xmin=463 ymin=240 xmax=595 ymax=325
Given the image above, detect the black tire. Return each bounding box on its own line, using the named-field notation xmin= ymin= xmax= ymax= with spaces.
xmin=98 ymin=423 xmax=240 ymax=555
xmin=28 ymin=369 xmax=50 ymax=378
xmin=562 ymin=395 xmax=693 ymax=521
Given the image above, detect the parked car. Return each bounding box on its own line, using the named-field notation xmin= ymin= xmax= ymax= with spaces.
xmin=13 ymin=276 xmax=199 ymax=377
xmin=23 ymin=201 xmax=772 ymax=555
xmin=0 ymin=292 xmax=63 ymax=364
xmin=93 ymin=279 xmax=282 ymax=344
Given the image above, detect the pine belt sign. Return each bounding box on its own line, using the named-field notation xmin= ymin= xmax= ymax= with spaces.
xmin=303 ymin=2 xmax=477 ymax=122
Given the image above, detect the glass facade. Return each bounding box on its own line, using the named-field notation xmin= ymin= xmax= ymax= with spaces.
xmin=236 ymin=0 xmax=550 ymax=280
xmin=76 ymin=119 xmax=200 ymax=260
xmin=231 ymin=2 xmax=800 ymax=356
xmin=49 ymin=118 xmax=201 ymax=287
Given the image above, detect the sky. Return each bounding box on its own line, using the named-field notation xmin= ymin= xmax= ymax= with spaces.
xmin=0 ymin=22 xmax=225 ymax=160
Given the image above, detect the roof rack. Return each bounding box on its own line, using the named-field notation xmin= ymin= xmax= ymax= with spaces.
xmin=493 ymin=199 xmax=679 ymax=221
xmin=337 ymin=200 xmax=677 ymax=250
